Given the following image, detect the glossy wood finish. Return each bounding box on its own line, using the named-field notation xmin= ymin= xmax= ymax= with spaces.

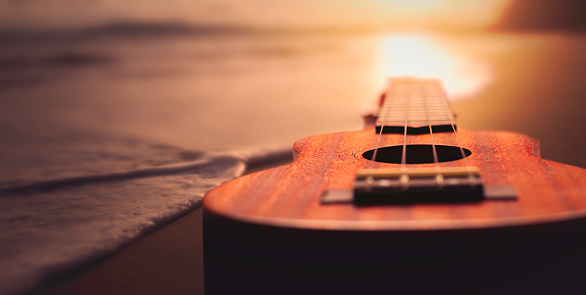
xmin=204 ymin=128 xmax=586 ymax=231
xmin=204 ymin=77 xmax=586 ymax=294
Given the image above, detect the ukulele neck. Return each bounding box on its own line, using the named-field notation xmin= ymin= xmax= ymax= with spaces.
xmin=376 ymin=78 xmax=456 ymax=134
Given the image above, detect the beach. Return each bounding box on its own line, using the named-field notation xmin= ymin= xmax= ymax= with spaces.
xmin=1 ymin=28 xmax=586 ymax=294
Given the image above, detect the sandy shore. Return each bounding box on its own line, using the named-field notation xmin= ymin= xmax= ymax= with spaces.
xmin=37 ymin=208 xmax=205 ymax=295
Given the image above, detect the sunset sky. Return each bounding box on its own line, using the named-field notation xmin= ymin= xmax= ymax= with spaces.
xmin=0 ymin=0 xmax=510 ymax=31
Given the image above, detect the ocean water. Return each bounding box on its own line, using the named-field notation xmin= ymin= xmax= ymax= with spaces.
xmin=0 ymin=32 xmax=378 ymax=183
xmin=2 ymin=29 xmax=585 ymax=171
xmin=1 ymin=28 xmax=585 ymax=294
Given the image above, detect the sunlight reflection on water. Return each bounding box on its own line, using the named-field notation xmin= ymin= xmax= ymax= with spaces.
xmin=376 ymin=33 xmax=492 ymax=100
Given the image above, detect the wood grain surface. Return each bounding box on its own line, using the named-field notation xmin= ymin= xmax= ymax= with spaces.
xmin=204 ymin=129 xmax=586 ymax=231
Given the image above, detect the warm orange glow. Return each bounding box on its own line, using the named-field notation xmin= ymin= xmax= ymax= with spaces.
xmin=0 ymin=0 xmax=511 ymax=31
xmin=195 ymin=0 xmax=512 ymax=30
xmin=376 ymin=33 xmax=492 ymax=101
xmin=364 ymin=0 xmax=511 ymax=30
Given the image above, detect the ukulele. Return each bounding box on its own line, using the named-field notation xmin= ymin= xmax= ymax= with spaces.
xmin=203 ymin=77 xmax=586 ymax=295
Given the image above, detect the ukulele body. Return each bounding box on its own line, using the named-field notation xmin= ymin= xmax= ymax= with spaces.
xmin=204 ymin=129 xmax=586 ymax=295
xmin=205 ymin=129 xmax=586 ymax=230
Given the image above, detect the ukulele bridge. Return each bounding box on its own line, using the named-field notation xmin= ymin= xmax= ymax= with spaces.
xmin=321 ymin=167 xmax=517 ymax=205
xmin=354 ymin=167 xmax=484 ymax=205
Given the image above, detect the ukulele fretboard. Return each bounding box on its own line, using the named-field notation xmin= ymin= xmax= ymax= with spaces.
xmin=376 ymin=78 xmax=456 ymax=134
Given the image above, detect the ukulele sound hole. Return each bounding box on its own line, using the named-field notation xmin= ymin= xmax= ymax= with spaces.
xmin=362 ymin=145 xmax=472 ymax=164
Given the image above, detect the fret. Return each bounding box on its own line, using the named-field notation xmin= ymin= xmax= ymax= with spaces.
xmin=380 ymin=117 xmax=455 ymax=122
xmin=379 ymin=111 xmax=453 ymax=114
xmin=375 ymin=77 xmax=456 ymax=134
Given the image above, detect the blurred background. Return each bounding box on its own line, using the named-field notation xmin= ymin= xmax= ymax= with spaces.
xmin=1 ymin=1 xmax=586 ymax=294
xmin=1 ymin=0 xmax=586 ymax=185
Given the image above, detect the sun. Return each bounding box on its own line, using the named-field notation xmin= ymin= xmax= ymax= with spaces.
xmin=377 ymin=33 xmax=492 ymax=100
